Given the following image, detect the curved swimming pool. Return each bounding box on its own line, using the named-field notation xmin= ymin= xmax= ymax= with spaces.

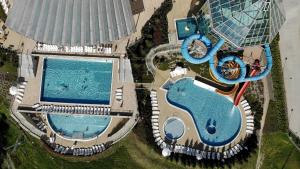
xmin=166 ymin=78 xmax=241 ymax=146
xmin=47 ymin=114 xmax=111 ymax=139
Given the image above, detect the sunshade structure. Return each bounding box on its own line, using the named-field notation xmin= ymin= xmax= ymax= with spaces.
xmin=5 ymin=0 xmax=135 ymax=46
xmin=208 ymin=0 xmax=285 ymax=47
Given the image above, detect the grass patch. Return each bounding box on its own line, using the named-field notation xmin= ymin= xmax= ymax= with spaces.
xmin=261 ymin=132 xmax=300 ymax=169
xmin=0 ymin=6 xmax=7 ymax=21
xmin=260 ymin=35 xmax=300 ymax=168
xmin=264 ymin=35 xmax=288 ymax=132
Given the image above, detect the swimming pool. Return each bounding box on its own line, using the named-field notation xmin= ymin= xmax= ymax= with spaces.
xmin=176 ymin=18 xmax=198 ymax=40
xmin=164 ymin=117 xmax=185 ymax=140
xmin=47 ymin=114 xmax=111 ymax=139
xmin=166 ymin=78 xmax=241 ymax=146
xmin=41 ymin=58 xmax=113 ymax=104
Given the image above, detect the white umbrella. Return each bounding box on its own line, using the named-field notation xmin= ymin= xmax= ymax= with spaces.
xmin=196 ymin=153 xmax=202 ymax=160
xmin=162 ymin=148 xmax=171 ymax=157
xmin=9 ymin=86 xmax=18 ymax=95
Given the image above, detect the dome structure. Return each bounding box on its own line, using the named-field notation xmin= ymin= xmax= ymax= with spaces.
xmin=208 ymin=0 xmax=285 ymax=47
xmin=5 ymin=0 xmax=136 ymax=46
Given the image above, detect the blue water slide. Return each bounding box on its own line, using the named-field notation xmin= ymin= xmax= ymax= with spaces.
xmin=244 ymin=44 xmax=273 ymax=81
xmin=209 ymin=56 xmax=248 ymax=84
xmin=181 ymin=34 xmax=225 ymax=64
xmin=209 ymin=44 xmax=273 ymax=84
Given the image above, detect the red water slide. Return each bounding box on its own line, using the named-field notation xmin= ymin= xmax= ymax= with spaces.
xmin=234 ymin=69 xmax=258 ymax=106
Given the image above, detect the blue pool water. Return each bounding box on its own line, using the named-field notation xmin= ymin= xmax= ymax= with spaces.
xmin=41 ymin=58 xmax=112 ymax=104
xmin=47 ymin=114 xmax=111 ymax=139
xmin=166 ymin=78 xmax=241 ymax=146
xmin=164 ymin=117 xmax=185 ymax=140
xmin=176 ymin=18 xmax=198 ymax=40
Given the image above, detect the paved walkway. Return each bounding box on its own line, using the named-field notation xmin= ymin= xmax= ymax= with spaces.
xmin=279 ymin=0 xmax=300 ymax=138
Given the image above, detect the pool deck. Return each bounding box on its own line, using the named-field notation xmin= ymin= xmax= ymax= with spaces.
xmin=17 ymin=54 xmax=138 ymax=148
xmin=152 ymin=69 xmax=247 ymax=151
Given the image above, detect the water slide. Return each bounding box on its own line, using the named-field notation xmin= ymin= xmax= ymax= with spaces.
xmin=181 ymin=34 xmax=273 ymax=85
xmin=209 ymin=44 xmax=273 ymax=84
xmin=181 ymin=34 xmax=225 ymax=64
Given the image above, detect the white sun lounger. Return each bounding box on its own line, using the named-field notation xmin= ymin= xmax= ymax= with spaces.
xmin=246 ymin=119 xmax=254 ymax=123
xmin=152 ymin=103 xmax=158 ymax=107
xmin=116 ymin=95 xmax=122 ymax=100
xmin=152 ymin=126 xmax=159 ymax=130
xmin=116 ymin=92 xmax=122 ymax=96
xmin=241 ymin=100 xmax=247 ymax=105
xmin=150 ymin=93 xmax=157 ymax=98
xmin=116 ymin=89 xmax=122 ymax=93
xmin=18 ymin=85 xmax=26 ymax=89
xmin=160 ymin=142 xmax=167 ymax=149
xmin=153 ymin=130 xmax=160 ymax=134
xmin=151 ymin=100 xmax=158 ymax=104
xmin=157 ymin=139 xmax=163 ymax=146
xmin=152 ymin=122 xmax=159 ymax=126
xmin=151 ymin=97 xmax=157 ymax=101
xmin=152 ymin=111 xmax=160 ymax=115
xmin=223 ymin=151 xmax=228 ymax=159
xmin=244 ymin=105 xmax=251 ymax=111
xmin=150 ymin=91 xmax=157 ymax=95
xmin=237 ymin=144 xmax=243 ymax=151
xmin=242 ymin=102 xmax=249 ymax=108
xmin=153 ymin=133 xmax=160 ymax=138
xmin=232 ymin=148 xmax=238 ymax=154
xmin=32 ymin=103 xmax=40 ymax=109
xmin=246 ymin=116 xmax=254 ymax=120
xmin=100 ymin=144 xmax=106 ymax=151
xmin=151 ymin=119 xmax=159 ymax=123
xmin=246 ymin=130 xmax=253 ymax=134
xmin=154 ymin=137 xmax=161 ymax=142
xmin=247 ymin=123 xmax=254 ymax=127
xmin=234 ymin=146 xmax=240 ymax=152
xmin=16 ymin=95 xmax=23 ymax=100
xmin=245 ymin=110 xmax=252 ymax=116
xmin=152 ymin=107 xmax=159 ymax=111
xmin=151 ymin=115 xmax=159 ymax=119
xmin=247 ymin=126 xmax=254 ymax=130
xmin=229 ymin=149 xmax=235 ymax=156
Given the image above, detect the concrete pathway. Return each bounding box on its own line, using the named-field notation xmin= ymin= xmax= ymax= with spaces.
xmin=279 ymin=0 xmax=300 ymax=138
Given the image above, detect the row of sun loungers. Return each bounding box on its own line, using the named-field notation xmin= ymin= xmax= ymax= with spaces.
xmin=115 ymin=88 xmax=123 ymax=101
xmin=73 ymin=144 xmax=106 ymax=156
xmin=153 ymin=130 xmax=247 ymax=161
xmin=150 ymin=90 xmax=159 ymax=110
xmin=50 ymin=142 xmax=107 ymax=156
xmin=36 ymin=43 xmax=113 ymax=54
xmin=15 ymin=82 xmax=27 ymax=103
xmin=241 ymin=100 xmax=255 ymax=135
xmin=36 ymin=121 xmax=47 ymax=131
xmin=33 ymin=103 xmax=111 ymax=115
xmin=28 ymin=113 xmax=48 ymax=132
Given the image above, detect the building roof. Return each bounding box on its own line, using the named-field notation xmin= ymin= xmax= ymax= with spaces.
xmin=5 ymin=0 xmax=136 ymax=46
xmin=208 ymin=0 xmax=285 ymax=47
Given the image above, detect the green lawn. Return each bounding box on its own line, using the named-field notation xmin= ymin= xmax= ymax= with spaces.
xmin=1 ymin=120 xmax=259 ymax=169
xmin=260 ymin=35 xmax=300 ymax=169
xmin=261 ymin=132 xmax=300 ymax=169
xmin=0 ymin=63 xmax=18 ymax=73
xmin=0 ymin=5 xmax=7 ymax=21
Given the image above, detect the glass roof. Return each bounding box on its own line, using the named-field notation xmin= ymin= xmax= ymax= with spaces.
xmin=208 ymin=0 xmax=285 ymax=47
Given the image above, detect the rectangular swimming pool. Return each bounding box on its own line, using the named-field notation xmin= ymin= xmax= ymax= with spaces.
xmin=41 ymin=58 xmax=113 ymax=105
xmin=176 ymin=18 xmax=198 ymax=40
